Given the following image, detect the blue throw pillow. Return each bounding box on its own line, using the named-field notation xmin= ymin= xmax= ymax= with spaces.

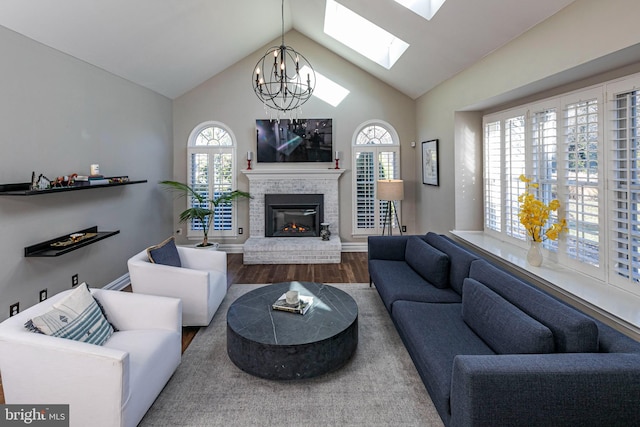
xmin=147 ymin=236 xmax=182 ymax=267
xmin=405 ymin=236 xmax=450 ymax=289
xmin=462 ymin=278 xmax=555 ymax=354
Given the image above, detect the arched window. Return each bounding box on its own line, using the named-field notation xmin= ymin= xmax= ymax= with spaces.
xmin=187 ymin=121 xmax=237 ymax=239
xmin=352 ymin=121 xmax=401 ymax=236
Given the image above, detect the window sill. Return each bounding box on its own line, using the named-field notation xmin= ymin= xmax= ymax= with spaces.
xmin=451 ymin=230 xmax=640 ymax=340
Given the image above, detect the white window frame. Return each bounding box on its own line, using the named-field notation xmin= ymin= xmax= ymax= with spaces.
xmin=351 ymin=120 xmax=401 ymax=236
xmin=186 ymin=121 xmax=238 ymax=240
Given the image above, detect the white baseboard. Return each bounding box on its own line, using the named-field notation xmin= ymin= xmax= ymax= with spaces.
xmin=340 ymin=242 xmax=368 ymax=252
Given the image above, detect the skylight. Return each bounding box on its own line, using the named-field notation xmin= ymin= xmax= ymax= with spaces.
xmin=324 ymin=0 xmax=409 ymax=70
xmin=394 ymin=0 xmax=447 ymax=20
xmin=299 ymin=65 xmax=350 ymax=107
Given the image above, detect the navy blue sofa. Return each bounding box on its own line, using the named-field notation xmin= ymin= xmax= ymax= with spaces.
xmin=368 ymin=232 xmax=640 ymax=427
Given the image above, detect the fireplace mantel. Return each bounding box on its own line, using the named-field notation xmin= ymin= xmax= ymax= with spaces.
xmin=241 ymin=168 xmax=345 ymax=264
xmin=242 ymin=169 xmax=345 ymax=180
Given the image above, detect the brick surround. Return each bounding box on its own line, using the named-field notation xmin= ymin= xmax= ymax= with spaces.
xmin=242 ymin=169 xmax=344 ymax=264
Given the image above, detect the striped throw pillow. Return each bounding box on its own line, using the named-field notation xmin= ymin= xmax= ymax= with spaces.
xmin=25 ymin=283 xmax=114 ymax=346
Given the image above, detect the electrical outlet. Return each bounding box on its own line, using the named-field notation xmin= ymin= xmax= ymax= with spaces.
xmin=176 ymin=228 xmax=183 ymax=235
xmin=238 ymin=227 xmax=243 ymax=235
xmin=9 ymin=302 xmax=19 ymax=317
xmin=39 ymin=289 xmax=48 ymax=302
xmin=72 ymin=274 xmax=79 ymax=287
xmin=402 ymin=225 xmax=407 ymax=233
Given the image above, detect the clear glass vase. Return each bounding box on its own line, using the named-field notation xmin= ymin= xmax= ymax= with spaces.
xmin=527 ymin=241 xmax=543 ymax=267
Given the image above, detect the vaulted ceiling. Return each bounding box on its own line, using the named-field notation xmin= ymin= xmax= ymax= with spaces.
xmin=0 ymin=0 xmax=576 ymax=99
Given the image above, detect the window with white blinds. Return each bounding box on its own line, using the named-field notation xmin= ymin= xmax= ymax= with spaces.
xmin=563 ymin=96 xmax=600 ymax=267
xmin=531 ymin=107 xmax=559 ymax=251
xmin=483 ymin=120 xmax=501 ymax=232
xmin=608 ymin=76 xmax=640 ymax=293
xmin=484 ymin=92 xmax=602 ymax=271
xmin=505 ymin=115 xmax=526 ymax=240
xmin=352 ymin=122 xmax=400 ymax=236
xmin=187 ymin=122 xmax=237 ymax=239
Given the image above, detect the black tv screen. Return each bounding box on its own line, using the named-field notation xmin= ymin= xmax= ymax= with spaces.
xmin=256 ymin=118 xmax=332 ymax=163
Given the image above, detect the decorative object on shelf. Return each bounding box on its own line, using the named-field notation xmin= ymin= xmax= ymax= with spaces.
xmin=161 ymin=180 xmax=251 ymax=248
xmin=90 ymin=164 xmax=100 ymax=175
xmin=334 ymin=150 xmax=340 ymax=169
xmin=24 ymin=226 xmax=119 ymax=257
xmin=320 ymin=222 xmax=331 ymax=241
xmin=0 ymin=177 xmax=145 ymax=196
xmin=247 ymin=151 xmax=253 ymax=170
xmin=37 ymin=174 xmax=50 ymax=190
xmin=30 ymin=171 xmax=37 ymax=191
xmin=377 ymin=179 xmax=404 ymax=236
xmin=518 ymin=175 xmax=568 ymax=266
xmin=422 ymin=139 xmax=439 ymax=186
xmin=252 ymin=0 xmax=315 ymax=117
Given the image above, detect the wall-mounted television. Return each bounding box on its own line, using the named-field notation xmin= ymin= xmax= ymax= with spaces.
xmin=256 ymin=118 xmax=333 ymax=163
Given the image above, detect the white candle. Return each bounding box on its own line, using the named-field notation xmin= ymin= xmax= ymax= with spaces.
xmin=335 ymin=151 xmax=340 ymax=160
xmin=247 ymin=151 xmax=253 ymax=160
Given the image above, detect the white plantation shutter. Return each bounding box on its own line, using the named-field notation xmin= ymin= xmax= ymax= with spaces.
xmin=187 ymin=122 xmax=237 ymax=239
xmin=504 ymin=115 xmax=526 ymax=240
xmin=531 ymin=106 xmax=559 ymax=251
xmin=562 ymin=94 xmax=601 ymax=267
xmin=355 ymin=151 xmax=375 ymax=230
xmin=484 ymin=120 xmax=501 ymax=232
xmin=352 ymin=122 xmax=400 ymax=236
xmin=608 ymin=77 xmax=640 ymax=292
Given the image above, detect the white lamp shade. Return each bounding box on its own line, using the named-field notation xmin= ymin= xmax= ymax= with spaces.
xmin=377 ymin=179 xmax=404 ymax=201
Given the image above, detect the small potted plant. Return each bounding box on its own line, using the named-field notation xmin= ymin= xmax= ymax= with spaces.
xmin=161 ymin=180 xmax=251 ymax=248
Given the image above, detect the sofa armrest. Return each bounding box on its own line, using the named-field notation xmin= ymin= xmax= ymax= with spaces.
xmin=91 ymin=289 xmax=182 ymax=333
xmin=367 ymin=235 xmax=414 ymax=260
xmin=0 ymin=330 xmax=127 ymax=423
xmin=178 ymin=246 xmax=227 ymax=274
xmin=450 ymin=353 xmax=640 ymax=427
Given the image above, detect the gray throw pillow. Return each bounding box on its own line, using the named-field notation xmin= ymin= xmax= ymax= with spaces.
xmin=147 ymin=236 xmax=182 ymax=267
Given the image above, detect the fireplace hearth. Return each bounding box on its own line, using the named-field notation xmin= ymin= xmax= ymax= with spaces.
xmin=265 ymin=194 xmax=323 ymax=237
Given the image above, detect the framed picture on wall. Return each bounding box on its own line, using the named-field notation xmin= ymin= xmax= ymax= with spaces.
xmin=422 ymin=139 xmax=439 ymax=186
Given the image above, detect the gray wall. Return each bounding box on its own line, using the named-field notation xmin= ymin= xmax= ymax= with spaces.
xmin=415 ymin=0 xmax=640 ymax=234
xmin=0 ymin=26 xmax=174 ymax=320
xmin=172 ymin=30 xmax=417 ymax=246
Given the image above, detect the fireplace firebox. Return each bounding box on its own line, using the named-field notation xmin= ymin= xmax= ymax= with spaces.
xmin=265 ymin=194 xmax=324 ymax=237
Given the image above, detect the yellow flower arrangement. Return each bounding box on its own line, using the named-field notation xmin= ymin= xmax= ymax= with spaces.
xmin=518 ymin=175 xmax=567 ymax=242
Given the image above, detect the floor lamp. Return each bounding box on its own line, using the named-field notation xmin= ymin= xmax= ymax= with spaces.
xmin=377 ymin=179 xmax=404 ymax=236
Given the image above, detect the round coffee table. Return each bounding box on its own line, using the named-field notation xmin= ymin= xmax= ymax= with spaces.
xmin=226 ymin=282 xmax=358 ymax=380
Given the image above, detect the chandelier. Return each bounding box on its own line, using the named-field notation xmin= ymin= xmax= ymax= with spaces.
xmin=253 ymin=0 xmax=315 ymax=115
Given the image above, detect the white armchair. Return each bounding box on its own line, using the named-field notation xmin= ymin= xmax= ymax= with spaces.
xmin=0 ymin=288 xmax=182 ymax=427
xmin=127 ymin=246 xmax=227 ymax=326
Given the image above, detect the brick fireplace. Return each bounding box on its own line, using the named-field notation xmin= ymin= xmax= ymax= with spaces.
xmin=242 ymin=169 xmax=344 ymax=264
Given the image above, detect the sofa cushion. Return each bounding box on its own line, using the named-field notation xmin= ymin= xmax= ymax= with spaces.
xmin=462 ymin=278 xmax=554 ymax=354
xmin=425 ymin=233 xmax=480 ymax=295
xmin=405 ymin=236 xmax=450 ymax=289
xmin=369 ymin=260 xmax=461 ymax=312
xmin=25 ymin=283 xmax=114 ymax=346
xmin=147 ymin=236 xmax=182 ymax=267
xmin=469 ymin=260 xmax=599 ymax=353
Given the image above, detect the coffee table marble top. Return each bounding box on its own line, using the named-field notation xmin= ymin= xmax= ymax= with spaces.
xmin=226 ymin=281 xmax=358 ymax=379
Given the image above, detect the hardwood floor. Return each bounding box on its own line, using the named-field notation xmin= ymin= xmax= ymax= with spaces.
xmin=0 ymin=252 xmax=369 ymax=405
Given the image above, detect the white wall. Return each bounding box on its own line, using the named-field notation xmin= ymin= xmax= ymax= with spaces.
xmin=415 ymin=0 xmax=640 ymax=234
xmin=173 ymin=30 xmax=417 ymax=245
xmin=0 ymin=26 xmax=174 ymax=320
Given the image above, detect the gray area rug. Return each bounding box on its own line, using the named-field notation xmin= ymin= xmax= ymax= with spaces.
xmin=140 ymin=283 xmax=443 ymax=427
